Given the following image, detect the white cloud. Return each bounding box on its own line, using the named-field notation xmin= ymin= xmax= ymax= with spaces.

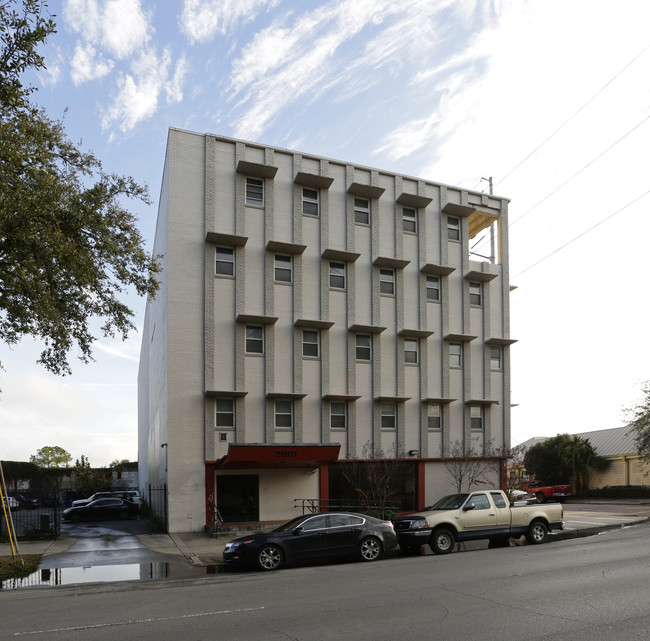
xmin=70 ymin=44 xmax=114 ymax=85
xmin=64 ymin=0 xmax=151 ymax=59
xmin=165 ymin=55 xmax=188 ymax=103
xmin=101 ymin=0 xmax=151 ymax=58
xmin=180 ymin=0 xmax=277 ymax=44
xmin=226 ymin=0 xmax=458 ymax=141
xmin=101 ymin=48 xmax=173 ymax=132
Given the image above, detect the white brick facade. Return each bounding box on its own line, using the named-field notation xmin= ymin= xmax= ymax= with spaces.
xmin=138 ymin=129 xmax=513 ymax=532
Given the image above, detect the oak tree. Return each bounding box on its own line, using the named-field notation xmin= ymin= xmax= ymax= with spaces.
xmin=0 ymin=0 xmax=160 ymax=376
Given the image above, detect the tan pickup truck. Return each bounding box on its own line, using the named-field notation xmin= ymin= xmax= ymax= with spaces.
xmin=393 ymin=489 xmax=565 ymax=554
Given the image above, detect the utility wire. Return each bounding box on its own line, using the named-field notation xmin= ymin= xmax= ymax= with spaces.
xmin=495 ymin=43 xmax=650 ymax=189
xmin=470 ymin=111 xmax=650 ymax=257
xmin=510 ymin=112 xmax=650 ymax=228
xmin=512 ymin=189 xmax=650 ymax=279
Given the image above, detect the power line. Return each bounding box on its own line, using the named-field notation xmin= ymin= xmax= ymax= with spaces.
xmin=509 ymin=112 xmax=650 ymax=229
xmin=495 ymin=43 xmax=650 ymax=189
xmin=470 ymin=110 xmax=650 ymax=259
xmin=512 ymin=189 xmax=650 ymax=279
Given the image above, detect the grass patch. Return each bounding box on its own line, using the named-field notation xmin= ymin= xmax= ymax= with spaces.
xmin=0 ymin=555 xmax=41 ymax=581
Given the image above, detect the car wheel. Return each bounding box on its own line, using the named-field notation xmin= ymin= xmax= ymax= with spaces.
xmin=526 ymin=520 xmax=549 ymax=545
xmin=535 ymin=492 xmax=546 ymax=504
xmin=430 ymin=527 xmax=455 ymax=555
xmin=256 ymin=544 xmax=283 ymax=571
xmin=359 ymin=536 xmax=383 ymax=562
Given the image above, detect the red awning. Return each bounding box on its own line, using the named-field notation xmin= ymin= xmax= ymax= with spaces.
xmin=213 ymin=444 xmax=340 ymax=469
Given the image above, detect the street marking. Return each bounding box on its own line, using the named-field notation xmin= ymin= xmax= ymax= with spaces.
xmin=13 ymin=607 xmax=266 ymax=637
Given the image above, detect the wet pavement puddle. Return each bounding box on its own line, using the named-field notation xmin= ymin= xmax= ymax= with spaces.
xmin=1 ymin=560 xmax=222 ymax=590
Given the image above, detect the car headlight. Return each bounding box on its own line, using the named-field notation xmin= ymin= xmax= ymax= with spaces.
xmin=410 ymin=520 xmax=429 ymax=529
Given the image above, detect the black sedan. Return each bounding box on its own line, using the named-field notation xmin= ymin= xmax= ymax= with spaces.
xmin=62 ymin=498 xmax=139 ymax=522
xmin=223 ymin=512 xmax=397 ymax=571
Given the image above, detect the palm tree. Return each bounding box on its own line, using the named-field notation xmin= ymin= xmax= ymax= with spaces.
xmin=559 ymin=436 xmax=597 ymax=493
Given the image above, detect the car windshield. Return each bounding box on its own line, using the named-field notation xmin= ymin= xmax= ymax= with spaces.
xmin=423 ymin=494 xmax=469 ymax=510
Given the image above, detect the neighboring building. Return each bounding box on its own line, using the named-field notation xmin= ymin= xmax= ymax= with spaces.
xmin=520 ymin=427 xmax=649 ymax=489
xmin=138 ymin=129 xmax=514 ymax=533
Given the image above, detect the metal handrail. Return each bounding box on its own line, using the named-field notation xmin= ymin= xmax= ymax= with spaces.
xmin=294 ymin=498 xmax=400 ymax=515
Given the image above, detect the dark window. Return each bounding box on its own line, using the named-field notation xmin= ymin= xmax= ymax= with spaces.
xmin=354 ymin=198 xmax=370 ymax=224
xmin=448 ymin=215 xmax=460 ymax=240
xmin=245 ymin=326 xmax=263 ymax=354
xmin=302 ymin=188 xmax=319 ymax=216
xmin=215 ymin=247 xmax=234 ymax=276
xmin=245 ymin=177 xmax=264 ymax=206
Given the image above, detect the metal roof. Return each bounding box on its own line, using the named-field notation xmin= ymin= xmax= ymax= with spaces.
xmin=518 ymin=426 xmax=639 ymax=457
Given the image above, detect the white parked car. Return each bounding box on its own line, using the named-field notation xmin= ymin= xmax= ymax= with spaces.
xmin=3 ymin=496 xmax=19 ymax=510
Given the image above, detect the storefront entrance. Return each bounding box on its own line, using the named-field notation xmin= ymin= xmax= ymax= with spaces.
xmin=216 ymin=474 xmax=259 ymax=522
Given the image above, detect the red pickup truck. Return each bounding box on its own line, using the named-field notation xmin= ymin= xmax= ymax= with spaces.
xmin=521 ymin=481 xmax=572 ymax=504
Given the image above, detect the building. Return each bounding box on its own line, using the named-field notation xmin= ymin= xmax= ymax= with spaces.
xmin=520 ymin=427 xmax=650 ymax=489
xmin=138 ymin=129 xmax=514 ymax=533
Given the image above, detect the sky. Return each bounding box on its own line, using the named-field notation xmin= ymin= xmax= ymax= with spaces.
xmin=2 ymin=0 xmax=650 ymax=466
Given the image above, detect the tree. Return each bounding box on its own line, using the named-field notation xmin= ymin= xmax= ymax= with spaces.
xmin=72 ymin=454 xmax=108 ymax=497
xmin=624 ymin=381 xmax=650 ymax=466
xmin=339 ymin=443 xmax=405 ymax=518
xmin=443 ymin=441 xmax=502 ymax=493
xmin=29 ymin=445 xmax=71 ymax=468
xmin=523 ymin=435 xmax=573 ymax=485
xmin=0 ymin=0 xmax=160 ymax=376
xmin=523 ymin=434 xmax=607 ymax=491
xmin=29 ymin=444 xmax=71 ymax=493
xmin=559 ymin=435 xmax=607 ymax=493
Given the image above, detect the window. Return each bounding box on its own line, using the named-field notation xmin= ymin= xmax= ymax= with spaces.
xmin=448 ymin=215 xmax=460 ymax=241
xmin=381 ymin=402 xmax=396 ymax=429
xmin=245 ymin=177 xmax=264 ymax=206
xmin=356 ymin=334 xmax=371 ymax=361
xmin=469 ymin=493 xmax=490 ymax=509
xmin=469 ymin=281 xmax=482 ymax=306
xmin=302 ymin=330 xmax=319 ymax=357
xmin=330 ymin=514 xmax=362 ymax=527
xmin=329 ymin=262 xmax=346 ymax=289
xmin=449 ymin=343 xmax=462 ymax=367
xmin=274 ymin=254 xmax=292 ymax=282
xmin=403 ymin=207 xmax=417 ymax=233
xmin=245 ymin=325 xmax=263 ymax=354
xmin=215 ymin=247 xmax=234 ymax=276
xmin=379 ymin=269 xmax=395 ymax=295
xmin=301 ymin=514 xmax=328 ymax=531
xmin=275 ymin=400 xmax=293 ymax=429
xmin=404 ymin=338 xmax=418 ymax=364
xmin=216 ymin=399 xmax=234 ymax=428
xmin=426 ymin=276 xmax=440 ymax=301
xmin=302 ymin=188 xmax=319 ymax=216
xmin=470 ymin=405 xmax=483 ymax=430
xmin=490 ymin=346 xmax=503 ymax=370
xmin=354 ymin=198 xmax=370 ymax=224
xmin=491 ymin=491 xmax=507 ymax=508
xmin=330 ymin=402 xmax=347 ymax=430
xmin=427 ymin=404 xmax=442 ymax=430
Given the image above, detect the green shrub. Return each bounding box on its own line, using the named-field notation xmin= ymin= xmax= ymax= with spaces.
xmin=580 ymin=485 xmax=650 ymax=499
xmin=0 ymin=555 xmax=41 ymax=581
xmin=147 ymin=515 xmax=167 ymax=534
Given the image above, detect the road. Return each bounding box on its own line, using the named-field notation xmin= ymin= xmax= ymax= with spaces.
xmin=2 ymin=519 xmax=649 ymax=640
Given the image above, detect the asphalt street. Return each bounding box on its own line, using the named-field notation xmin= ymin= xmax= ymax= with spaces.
xmin=2 ymin=517 xmax=650 ymax=641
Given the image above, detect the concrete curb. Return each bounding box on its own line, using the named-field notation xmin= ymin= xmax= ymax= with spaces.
xmin=551 ymin=516 xmax=649 ymax=541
